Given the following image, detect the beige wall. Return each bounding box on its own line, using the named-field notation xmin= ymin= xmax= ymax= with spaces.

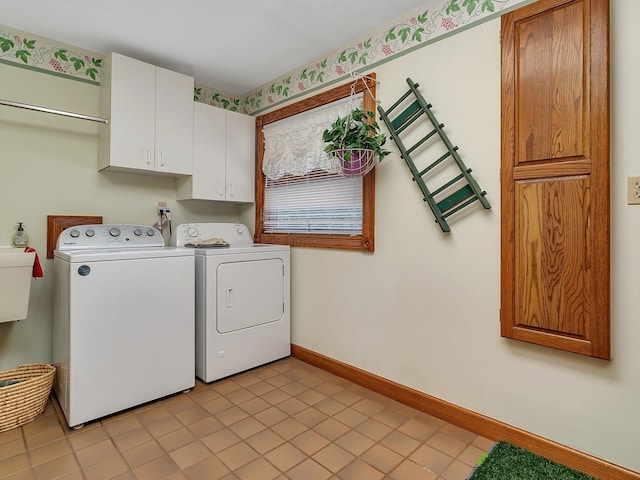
xmin=1 ymin=0 xmax=638 ymax=473
xmin=0 ymin=65 xmax=246 ymax=368
xmin=286 ymin=1 xmax=640 ymax=473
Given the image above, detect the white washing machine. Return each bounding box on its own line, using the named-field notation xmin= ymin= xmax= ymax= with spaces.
xmin=53 ymin=224 xmax=195 ymax=428
xmin=173 ymin=223 xmax=290 ymax=383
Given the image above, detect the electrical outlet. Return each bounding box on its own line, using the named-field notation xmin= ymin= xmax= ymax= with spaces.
xmin=628 ymin=177 xmax=640 ymax=205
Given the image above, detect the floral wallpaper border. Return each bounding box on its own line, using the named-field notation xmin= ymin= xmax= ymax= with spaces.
xmin=0 ymin=26 xmax=103 ymax=85
xmin=0 ymin=0 xmax=534 ymax=114
xmin=243 ymin=0 xmax=535 ymax=115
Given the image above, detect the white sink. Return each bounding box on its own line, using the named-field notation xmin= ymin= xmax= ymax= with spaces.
xmin=0 ymin=246 xmax=35 ymax=267
xmin=0 ymin=246 xmax=36 ymax=322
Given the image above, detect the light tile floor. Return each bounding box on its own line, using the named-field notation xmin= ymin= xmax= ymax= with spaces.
xmin=0 ymin=357 xmax=494 ymax=480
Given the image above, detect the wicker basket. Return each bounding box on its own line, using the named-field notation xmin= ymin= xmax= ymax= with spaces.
xmin=0 ymin=363 xmax=56 ymax=432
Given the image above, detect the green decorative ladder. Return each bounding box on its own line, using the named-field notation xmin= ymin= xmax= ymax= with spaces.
xmin=377 ymin=78 xmax=491 ymax=232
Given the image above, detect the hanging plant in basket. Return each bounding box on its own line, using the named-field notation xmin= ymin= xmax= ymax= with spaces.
xmin=322 ymin=108 xmax=390 ymax=176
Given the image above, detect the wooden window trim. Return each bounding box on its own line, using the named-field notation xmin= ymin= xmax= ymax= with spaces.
xmin=254 ymin=75 xmax=377 ymax=251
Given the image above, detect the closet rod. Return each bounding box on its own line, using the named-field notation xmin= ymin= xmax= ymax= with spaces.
xmin=0 ymin=99 xmax=109 ymax=124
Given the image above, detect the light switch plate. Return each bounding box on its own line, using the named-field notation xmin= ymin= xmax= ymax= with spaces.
xmin=628 ymin=176 xmax=640 ymax=205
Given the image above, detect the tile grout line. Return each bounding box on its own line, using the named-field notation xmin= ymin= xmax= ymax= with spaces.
xmin=1 ymin=358 xmax=490 ymax=480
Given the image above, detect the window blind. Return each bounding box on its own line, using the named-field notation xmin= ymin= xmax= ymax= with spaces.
xmin=263 ymin=172 xmax=362 ymax=235
xmin=262 ymin=93 xmax=364 ymax=235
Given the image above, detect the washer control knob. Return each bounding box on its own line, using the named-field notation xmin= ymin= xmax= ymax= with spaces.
xmin=133 ymin=228 xmax=142 ymax=236
xmin=109 ymin=227 xmax=121 ymax=237
xmin=69 ymin=229 xmax=80 ymax=238
xmin=146 ymin=228 xmax=156 ymax=236
xmin=85 ymin=229 xmax=95 ymax=237
xmin=236 ymin=228 xmax=243 ymax=235
xmin=187 ymin=227 xmax=199 ymax=237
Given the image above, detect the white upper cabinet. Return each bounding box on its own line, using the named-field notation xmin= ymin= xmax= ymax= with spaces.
xmin=225 ymin=109 xmax=255 ymax=202
xmin=177 ymin=102 xmax=255 ymax=203
xmin=99 ymin=52 xmax=194 ymax=176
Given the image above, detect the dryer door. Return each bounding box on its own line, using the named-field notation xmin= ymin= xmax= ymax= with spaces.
xmin=216 ymin=258 xmax=284 ymax=333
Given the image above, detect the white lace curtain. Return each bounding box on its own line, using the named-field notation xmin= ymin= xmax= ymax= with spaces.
xmin=262 ymin=93 xmax=363 ymax=180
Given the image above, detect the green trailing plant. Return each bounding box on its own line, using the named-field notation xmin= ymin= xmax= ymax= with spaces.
xmin=322 ymin=108 xmax=390 ymax=162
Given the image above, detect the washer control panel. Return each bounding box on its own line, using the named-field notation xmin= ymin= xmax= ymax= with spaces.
xmin=57 ymin=224 xmax=164 ymax=250
xmin=173 ymin=223 xmax=253 ymax=247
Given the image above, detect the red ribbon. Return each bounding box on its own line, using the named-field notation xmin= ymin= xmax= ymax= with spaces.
xmin=24 ymin=247 xmax=43 ymax=278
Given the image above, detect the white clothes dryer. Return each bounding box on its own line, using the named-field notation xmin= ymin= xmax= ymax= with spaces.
xmin=174 ymin=223 xmax=290 ymax=383
xmin=53 ymin=224 xmax=195 ymax=428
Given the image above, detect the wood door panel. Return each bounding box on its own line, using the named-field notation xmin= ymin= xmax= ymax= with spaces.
xmin=514 ymin=176 xmax=591 ymax=337
xmin=516 ymin=1 xmax=585 ymax=164
xmin=501 ymin=0 xmax=609 ymax=359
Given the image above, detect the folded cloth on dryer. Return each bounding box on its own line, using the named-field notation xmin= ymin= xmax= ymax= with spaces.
xmin=24 ymin=247 xmax=44 ymax=278
xmin=185 ymin=237 xmax=229 ymax=248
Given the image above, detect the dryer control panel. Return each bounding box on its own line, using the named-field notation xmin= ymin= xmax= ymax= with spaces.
xmin=56 ymin=224 xmax=164 ymax=250
xmin=173 ymin=223 xmax=253 ymax=247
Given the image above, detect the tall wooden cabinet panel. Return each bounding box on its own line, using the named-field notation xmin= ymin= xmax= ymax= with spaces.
xmin=99 ymin=52 xmax=193 ymax=176
xmin=176 ymin=103 xmax=255 ymax=203
xmin=500 ymin=0 xmax=610 ymax=358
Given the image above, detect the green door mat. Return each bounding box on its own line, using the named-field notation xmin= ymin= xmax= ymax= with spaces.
xmin=468 ymin=442 xmax=596 ymax=480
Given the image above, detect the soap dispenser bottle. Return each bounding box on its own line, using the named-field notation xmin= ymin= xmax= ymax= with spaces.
xmin=12 ymin=222 xmax=29 ymax=248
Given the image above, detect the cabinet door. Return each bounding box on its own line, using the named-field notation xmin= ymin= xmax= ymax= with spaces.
xmin=191 ymin=102 xmax=227 ymax=200
xmin=500 ymin=0 xmax=610 ymax=358
xmin=226 ymin=110 xmax=256 ymax=203
xmin=155 ymin=66 xmax=194 ymax=175
xmin=103 ymin=53 xmax=156 ymax=172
